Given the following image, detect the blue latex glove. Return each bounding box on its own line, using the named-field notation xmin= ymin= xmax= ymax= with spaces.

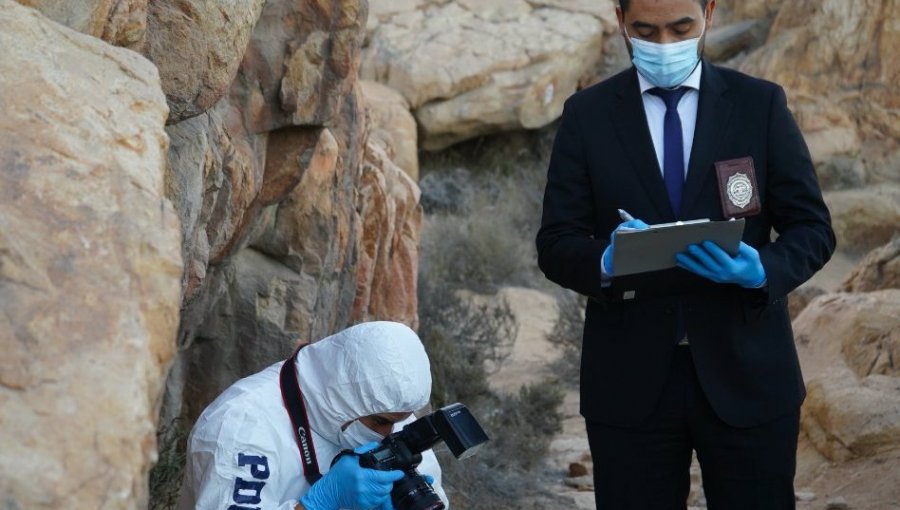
xmin=602 ymin=219 xmax=650 ymax=275
xmin=675 ymin=241 xmax=766 ymax=288
xmin=300 ymin=442 xmax=404 ymax=510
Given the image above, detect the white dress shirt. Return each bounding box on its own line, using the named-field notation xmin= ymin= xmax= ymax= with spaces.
xmin=638 ymin=63 xmax=703 ymax=177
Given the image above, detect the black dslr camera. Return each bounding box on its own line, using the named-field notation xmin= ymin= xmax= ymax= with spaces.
xmin=358 ymin=403 xmax=489 ymax=510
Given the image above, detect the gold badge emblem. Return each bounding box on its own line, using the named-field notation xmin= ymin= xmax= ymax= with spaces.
xmin=726 ymin=172 xmax=753 ymax=209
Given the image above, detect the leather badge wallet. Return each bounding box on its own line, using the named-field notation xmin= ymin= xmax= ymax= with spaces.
xmin=714 ymin=157 xmax=761 ymax=218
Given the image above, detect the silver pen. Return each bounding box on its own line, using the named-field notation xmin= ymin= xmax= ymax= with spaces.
xmin=617 ymin=209 xmax=635 ymax=222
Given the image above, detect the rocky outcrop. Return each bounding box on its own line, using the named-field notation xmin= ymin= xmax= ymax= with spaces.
xmin=363 ymin=0 xmax=617 ymax=149
xmin=13 ymin=0 xmax=147 ymax=49
xmin=740 ymin=0 xmax=899 ymax=167
xmin=0 ymin=2 xmax=182 ymax=509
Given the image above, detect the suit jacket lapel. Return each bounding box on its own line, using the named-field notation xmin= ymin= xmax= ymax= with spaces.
xmin=682 ymin=61 xmax=732 ymax=219
xmin=613 ymin=68 xmax=674 ymax=221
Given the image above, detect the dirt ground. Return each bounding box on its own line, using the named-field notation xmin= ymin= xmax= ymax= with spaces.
xmin=485 ymin=251 xmax=900 ymax=510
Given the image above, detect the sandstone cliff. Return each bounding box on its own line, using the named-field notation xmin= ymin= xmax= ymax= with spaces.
xmin=1 ymin=0 xmax=422 ymax=508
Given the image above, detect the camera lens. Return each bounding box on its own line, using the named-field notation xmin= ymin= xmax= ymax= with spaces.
xmin=391 ymin=472 xmax=445 ymax=510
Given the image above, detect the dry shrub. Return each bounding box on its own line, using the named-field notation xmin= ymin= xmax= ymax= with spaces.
xmin=417 ymin=126 xmax=571 ymax=509
xmin=546 ymin=290 xmax=587 ymax=386
xmin=149 ymin=418 xmax=187 ymax=510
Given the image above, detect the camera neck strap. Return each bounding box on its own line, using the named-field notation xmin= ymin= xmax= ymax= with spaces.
xmin=279 ymin=344 xmax=323 ymax=485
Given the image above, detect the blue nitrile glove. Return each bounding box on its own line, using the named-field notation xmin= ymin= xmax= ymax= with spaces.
xmin=300 ymin=442 xmax=404 ymax=510
xmin=675 ymin=241 xmax=766 ymax=288
xmin=602 ymin=219 xmax=650 ymax=275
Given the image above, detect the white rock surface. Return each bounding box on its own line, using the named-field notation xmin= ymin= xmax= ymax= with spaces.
xmin=364 ymin=0 xmax=617 ymax=149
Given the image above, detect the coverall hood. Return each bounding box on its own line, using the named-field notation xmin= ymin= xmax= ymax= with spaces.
xmin=295 ymin=321 xmax=433 ymax=447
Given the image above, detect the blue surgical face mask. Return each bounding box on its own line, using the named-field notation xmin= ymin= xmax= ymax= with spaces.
xmin=338 ymin=419 xmax=385 ymax=449
xmin=627 ymin=25 xmax=705 ymax=88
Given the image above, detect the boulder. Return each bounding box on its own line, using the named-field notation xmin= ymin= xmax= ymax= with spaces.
xmin=794 ymin=290 xmax=900 ymax=381
xmin=361 ymin=81 xmax=419 ymax=180
xmin=144 ymin=0 xmax=267 ymax=123
xmin=14 ymin=0 xmax=147 ymax=49
xmin=795 ymin=289 xmax=900 ymax=464
xmin=0 ymin=2 xmax=182 ymax=508
xmin=840 ymin=237 xmax=900 ymax=293
xmin=363 ymin=0 xmax=615 ymax=149
xmin=802 ymin=362 xmax=900 ymax=462
xmin=824 ymin=185 xmax=900 ymax=255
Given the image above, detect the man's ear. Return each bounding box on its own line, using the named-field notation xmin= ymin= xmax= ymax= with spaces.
xmin=704 ymin=0 xmax=717 ymax=30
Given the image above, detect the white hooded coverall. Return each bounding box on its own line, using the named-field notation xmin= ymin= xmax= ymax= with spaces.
xmin=177 ymin=321 xmax=449 ymax=510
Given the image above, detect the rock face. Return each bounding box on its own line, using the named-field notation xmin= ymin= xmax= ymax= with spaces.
xmin=0 ymin=2 xmax=182 ymax=509
xmin=14 ymin=0 xmax=147 ymax=49
xmin=352 ymin=136 xmax=422 ymax=328
xmin=2 ymin=0 xmax=424 ymax=506
xmin=229 ymin=0 xmax=369 ymax=134
xmin=363 ymin=0 xmax=617 ymax=149
xmin=157 ymin=0 xmax=425 ymax=427
xmin=740 ymin=0 xmax=899 ymax=166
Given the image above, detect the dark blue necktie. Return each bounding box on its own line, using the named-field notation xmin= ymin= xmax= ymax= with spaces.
xmin=648 ymin=87 xmax=689 ymax=217
xmin=649 ymin=87 xmax=689 ymax=345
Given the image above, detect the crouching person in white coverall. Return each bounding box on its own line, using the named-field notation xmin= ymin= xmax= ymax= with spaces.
xmin=177 ymin=321 xmax=449 ymax=510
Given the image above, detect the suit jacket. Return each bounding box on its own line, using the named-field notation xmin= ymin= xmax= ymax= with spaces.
xmin=536 ymin=61 xmax=836 ymax=428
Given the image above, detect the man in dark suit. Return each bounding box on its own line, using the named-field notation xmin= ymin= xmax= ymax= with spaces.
xmin=535 ymin=0 xmax=835 ymax=508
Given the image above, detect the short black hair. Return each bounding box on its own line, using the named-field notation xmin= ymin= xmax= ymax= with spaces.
xmin=619 ymin=0 xmax=709 ymax=12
